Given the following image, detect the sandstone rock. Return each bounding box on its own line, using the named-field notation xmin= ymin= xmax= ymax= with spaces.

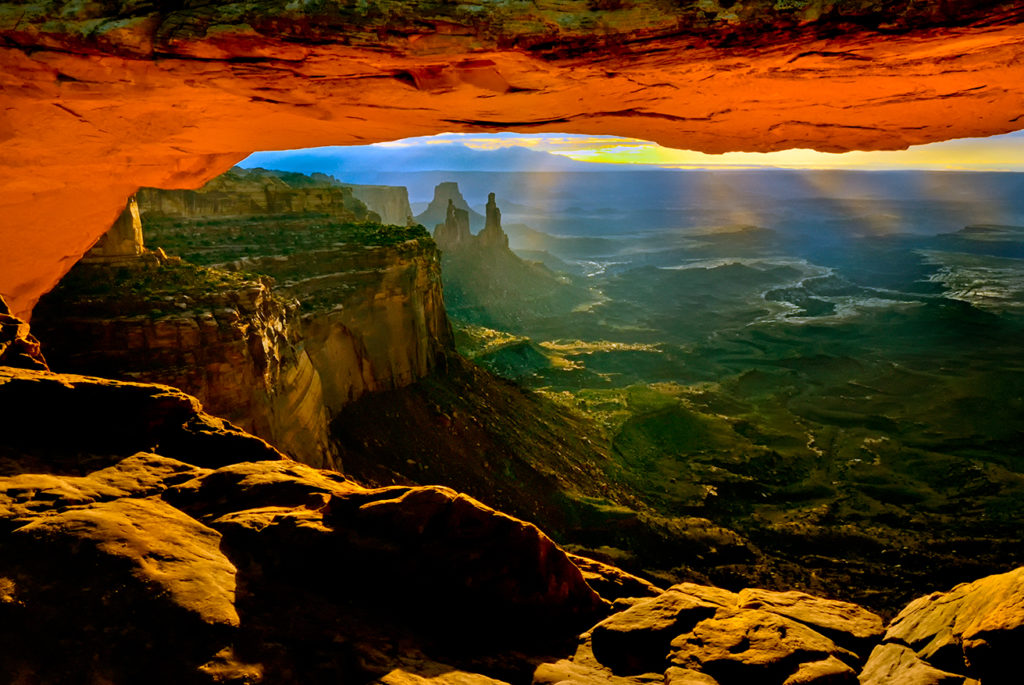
xmin=782 ymin=656 xmax=857 ymax=684
xmin=0 ymin=452 xmax=206 ymax=521
xmin=32 ymin=259 xmax=338 ymax=468
xmin=567 ymin=552 xmax=663 ymax=602
xmin=0 ymin=295 xmax=47 ymax=371
xmin=416 ymin=183 xmax=485 ymax=233
xmin=880 ymin=566 xmax=1024 ymax=682
xmin=348 ymin=184 xmax=415 ymax=226
xmin=435 ymin=198 xmax=474 ymax=252
xmin=478 ymin=193 xmax=510 ymax=252
xmin=737 ymin=588 xmax=884 ymax=658
xmin=1 ymin=496 xmax=238 ymax=682
xmin=137 ymin=167 xmax=375 ymax=223
xmin=590 ymin=586 xmax=725 ymax=674
xmin=375 ymin=664 xmax=510 ymax=685
xmin=857 ymin=643 xmax=971 ymax=685
xmin=4 ymin=5 xmax=1024 ymax=316
xmin=0 ymin=367 xmax=286 ymax=468
xmin=663 ymin=667 xmax=720 ymax=685
xmin=669 ymin=609 xmax=859 ymax=684
xmin=169 ymin=460 xmax=607 ymax=649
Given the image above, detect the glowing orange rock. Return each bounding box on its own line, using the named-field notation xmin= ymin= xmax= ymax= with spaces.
xmin=2 ymin=2 xmax=1024 ymax=317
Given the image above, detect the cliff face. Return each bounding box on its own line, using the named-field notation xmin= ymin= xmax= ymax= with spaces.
xmin=137 ymin=167 xmax=378 ymax=223
xmin=226 ymin=240 xmax=453 ymax=413
xmin=347 ymin=184 xmax=414 ymax=226
xmin=31 ymin=255 xmax=337 ymax=469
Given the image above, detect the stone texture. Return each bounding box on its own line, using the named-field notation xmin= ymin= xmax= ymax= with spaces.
xmin=566 ymin=552 xmax=663 ymax=603
xmin=669 ymin=610 xmax=859 ymax=683
xmin=0 ymin=366 xmax=286 ymax=468
xmin=736 ymin=588 xmax=884 ymax=658
xmin=876 ymin=566 xmax=1024 ymax=683
xmin=858 ymin=643 xmax=971 ymax=685
xmin=0 ymin=295 xmax=47 ymax=371
xmin=4 ymin=3 xmax=1024 ymax=316
xmin=590 ymin=586 xmax=725 ymax=674
xmin=348 ymin=184 xmax=415 ymax=226
xmin=32 ymin=259 xmax=338 ymax=468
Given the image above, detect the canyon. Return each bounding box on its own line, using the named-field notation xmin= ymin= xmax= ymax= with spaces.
xmin=2 ymin=2 xmax=1024 ymax=683
xmin=34 ymin=169 xmax=451 ymax=467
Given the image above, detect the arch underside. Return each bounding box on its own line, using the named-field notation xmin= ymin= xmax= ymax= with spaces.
xmin=2 ymin=1 xmax=1024 ymax=317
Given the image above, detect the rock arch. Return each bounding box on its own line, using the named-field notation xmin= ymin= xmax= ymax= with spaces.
xmin=2 ymin=1 xmax=1024 ymax=316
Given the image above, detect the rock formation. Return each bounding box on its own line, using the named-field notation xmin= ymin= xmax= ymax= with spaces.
xmin=434 ymin=199 xmax=473 ymax=252
xmin=477 ymin=193 xmax=510 ymax=252
xmin=347 ymin=184 xmax=415 ymax=226
xmin=31 ymin=256 xmax=337 ymax=469
xmin=32 ymin=169 xmax=453 ymax=465
xmin=4 ymin=3 xmax=1024 ymax=316
xmin=4 ymin=292 xmax=1024 ymax=684
xmin=416 ymin=183 xmax=485 ymax=233
xmin=0 ymin=297 xmax=47 ymax=372
xmin=137 ymin=167 xmax=378 ymax=223
xmin=82 ymin=196 xmax=145 ymax=263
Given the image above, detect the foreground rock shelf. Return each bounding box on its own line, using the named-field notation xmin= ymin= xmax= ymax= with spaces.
xmin=0 ymin=357 xmax=1021 ymax=684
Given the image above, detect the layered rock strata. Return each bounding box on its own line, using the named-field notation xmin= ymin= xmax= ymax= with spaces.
xmin=31 ymin=254 xmax=337 ymax=469
xmin=348 ymin=184 xmax=415 ymax=226
xmin=137 ymin=167 xmax=378 ymax=223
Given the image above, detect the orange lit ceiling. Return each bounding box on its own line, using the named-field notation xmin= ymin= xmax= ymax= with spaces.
xmin=2 ymin=1 xmax=1024 ymax=317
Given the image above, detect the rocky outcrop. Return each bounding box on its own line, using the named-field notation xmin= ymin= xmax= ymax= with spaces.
xmin=4 ymin=3 xmax=1024 ymax=316
xmin=232 ymin=239 xmax=453 ymax=413
xmin=82 ymin=196 xmax=145 ymax=263
xmin=348 ymin=184 xmax=414 ymax=226
xmin=137 ymin=167 xmax=378 ymax=223
xmin=0 ymin=296 xmax=47 ymax=371
xmin=860 ymin=566 xmax=1024 ymax=684
xmin=417 ymin=183 xmax=485 ymax=233
xmin=477 ymin=193 xmax=510 ymax=252
xmin=31 ymin=256 xmax=337 ymax=469
xmin=0 ymin=364 xmax=607 ymax=683
xmin=435 ymin=199 xmax=473 ymax=252
xmin=2 ymin=308 xmax=1023 ymax=685
xmin=536 ymin=582 xmax=884 ymax=685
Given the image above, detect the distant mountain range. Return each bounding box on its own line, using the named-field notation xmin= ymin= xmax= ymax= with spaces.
xmin=242 ymin=144 xmax=594 ymax=178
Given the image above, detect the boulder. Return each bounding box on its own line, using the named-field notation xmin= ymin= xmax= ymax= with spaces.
xmin=737 ymin=588 xmax=884 ymax=658
xmin=858 ymin=643 xmax=973 ymax=685
xmin=566 ymin=552 xmax=664 ymax=602
xmin=590 ymin=586 xmax=726 ymax=673
xmin=669 ymin=609 xmax=859 ymax=684
xmin=875 ymin=566 xmax=1024 ymax=683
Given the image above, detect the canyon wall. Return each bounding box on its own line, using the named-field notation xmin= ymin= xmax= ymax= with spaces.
xmin=31 ymin=256 xmax=338 ymax=469
xmin=33 ymin=171 xmax=452 ymax=466
xmin=223 ymin=240 xmax=452 ymax=413
xmin=347 ymin=185 xmax=414 ymax=226
xmin=136 ymin=167 xmax=378 ymax=223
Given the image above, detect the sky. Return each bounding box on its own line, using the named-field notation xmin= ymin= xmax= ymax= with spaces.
xmin=244 ymin=129 xmax=1024 ymax=173
xmin=365 ymin=130 xmax=1024 ymax=171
